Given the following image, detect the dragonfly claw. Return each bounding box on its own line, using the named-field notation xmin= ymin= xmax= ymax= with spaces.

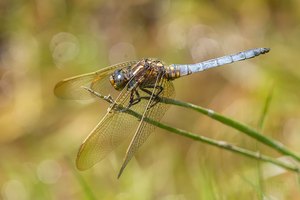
xmin=82 ymin=86 xmax=115 ymax=104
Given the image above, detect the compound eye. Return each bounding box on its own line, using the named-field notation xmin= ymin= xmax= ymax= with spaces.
xmin=115 ymin=71 xmax=124 ymax=82
xmin=109 ymin=69 xmax=127 ymax=90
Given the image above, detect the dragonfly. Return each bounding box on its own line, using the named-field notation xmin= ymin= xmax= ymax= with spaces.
xmin=54 ymin=47 xmax=270 ymax=178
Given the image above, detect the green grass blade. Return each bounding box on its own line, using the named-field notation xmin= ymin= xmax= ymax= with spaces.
xmin=160 ymin=97 xmax=300 ymax=163
xmin=88 ymin=88 xmax=300 ymax=175
xmin=256 ymin=86 xmax=274 ymax=200
xmin=123 ymin=109 xmax=299 ymax=173
xmin=258 ymin=86 xmax=274 ymax=130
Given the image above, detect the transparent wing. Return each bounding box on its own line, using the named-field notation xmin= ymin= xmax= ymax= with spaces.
xmin=54 ymin=61 xmax=137 ymax=100
xmin=118 ymin=76 xmax=175 ymax=177
xmin=76 ymin=109 xmax=139 ymax=170
xmin=76 ymin=66 xmax=151 ymax=170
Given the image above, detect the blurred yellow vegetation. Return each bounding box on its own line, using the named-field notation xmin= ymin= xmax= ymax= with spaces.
xmin=1 ymin=0 xmax=300 ymax=199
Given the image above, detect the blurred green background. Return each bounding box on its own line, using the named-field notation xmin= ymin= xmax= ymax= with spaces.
xmin=1 ymin=0 xmax=300 ymax=199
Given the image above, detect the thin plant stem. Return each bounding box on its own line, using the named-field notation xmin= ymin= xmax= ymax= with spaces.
xmin=84 ymin=88 xmax=300 ymax=174
xmin=124 ymin=108 xmax=299 ymax=173
xmin=258 ymin=86 xmax=274 ymax=130
xmin=256 ymin=86 xmax=274 ymax=200
xmin=160 ymin=97 xmax=300 ymax=163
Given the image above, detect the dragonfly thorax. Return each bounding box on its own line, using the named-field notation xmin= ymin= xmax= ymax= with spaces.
xmin=109 ymin=59 xmax=165 ymax=91
xmin=109 ymin=69 xmax=130 ymax=91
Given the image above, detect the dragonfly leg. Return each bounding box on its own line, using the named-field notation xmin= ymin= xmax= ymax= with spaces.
xmin=128 ymin=90 xmax=141 ymax=107
xmin=140 ymin=85 xmax=164 ymax=108
xmin=81 ymin=86 xmax=114 ymax=104
xmin=119 ymin=90 xmax=141 ymax=112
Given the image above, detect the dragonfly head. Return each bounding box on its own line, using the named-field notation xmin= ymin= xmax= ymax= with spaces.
xmin=109 ymin=69 xmax=129 ymax=91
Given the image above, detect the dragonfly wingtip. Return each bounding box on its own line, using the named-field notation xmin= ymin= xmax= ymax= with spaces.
xmin=53 ymin=81 xmax=64 ymax=97
xmin=117 ymin=161 xmax=129 ymax=179
xmin=117 ymin=168 xmax=124 ymax=179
